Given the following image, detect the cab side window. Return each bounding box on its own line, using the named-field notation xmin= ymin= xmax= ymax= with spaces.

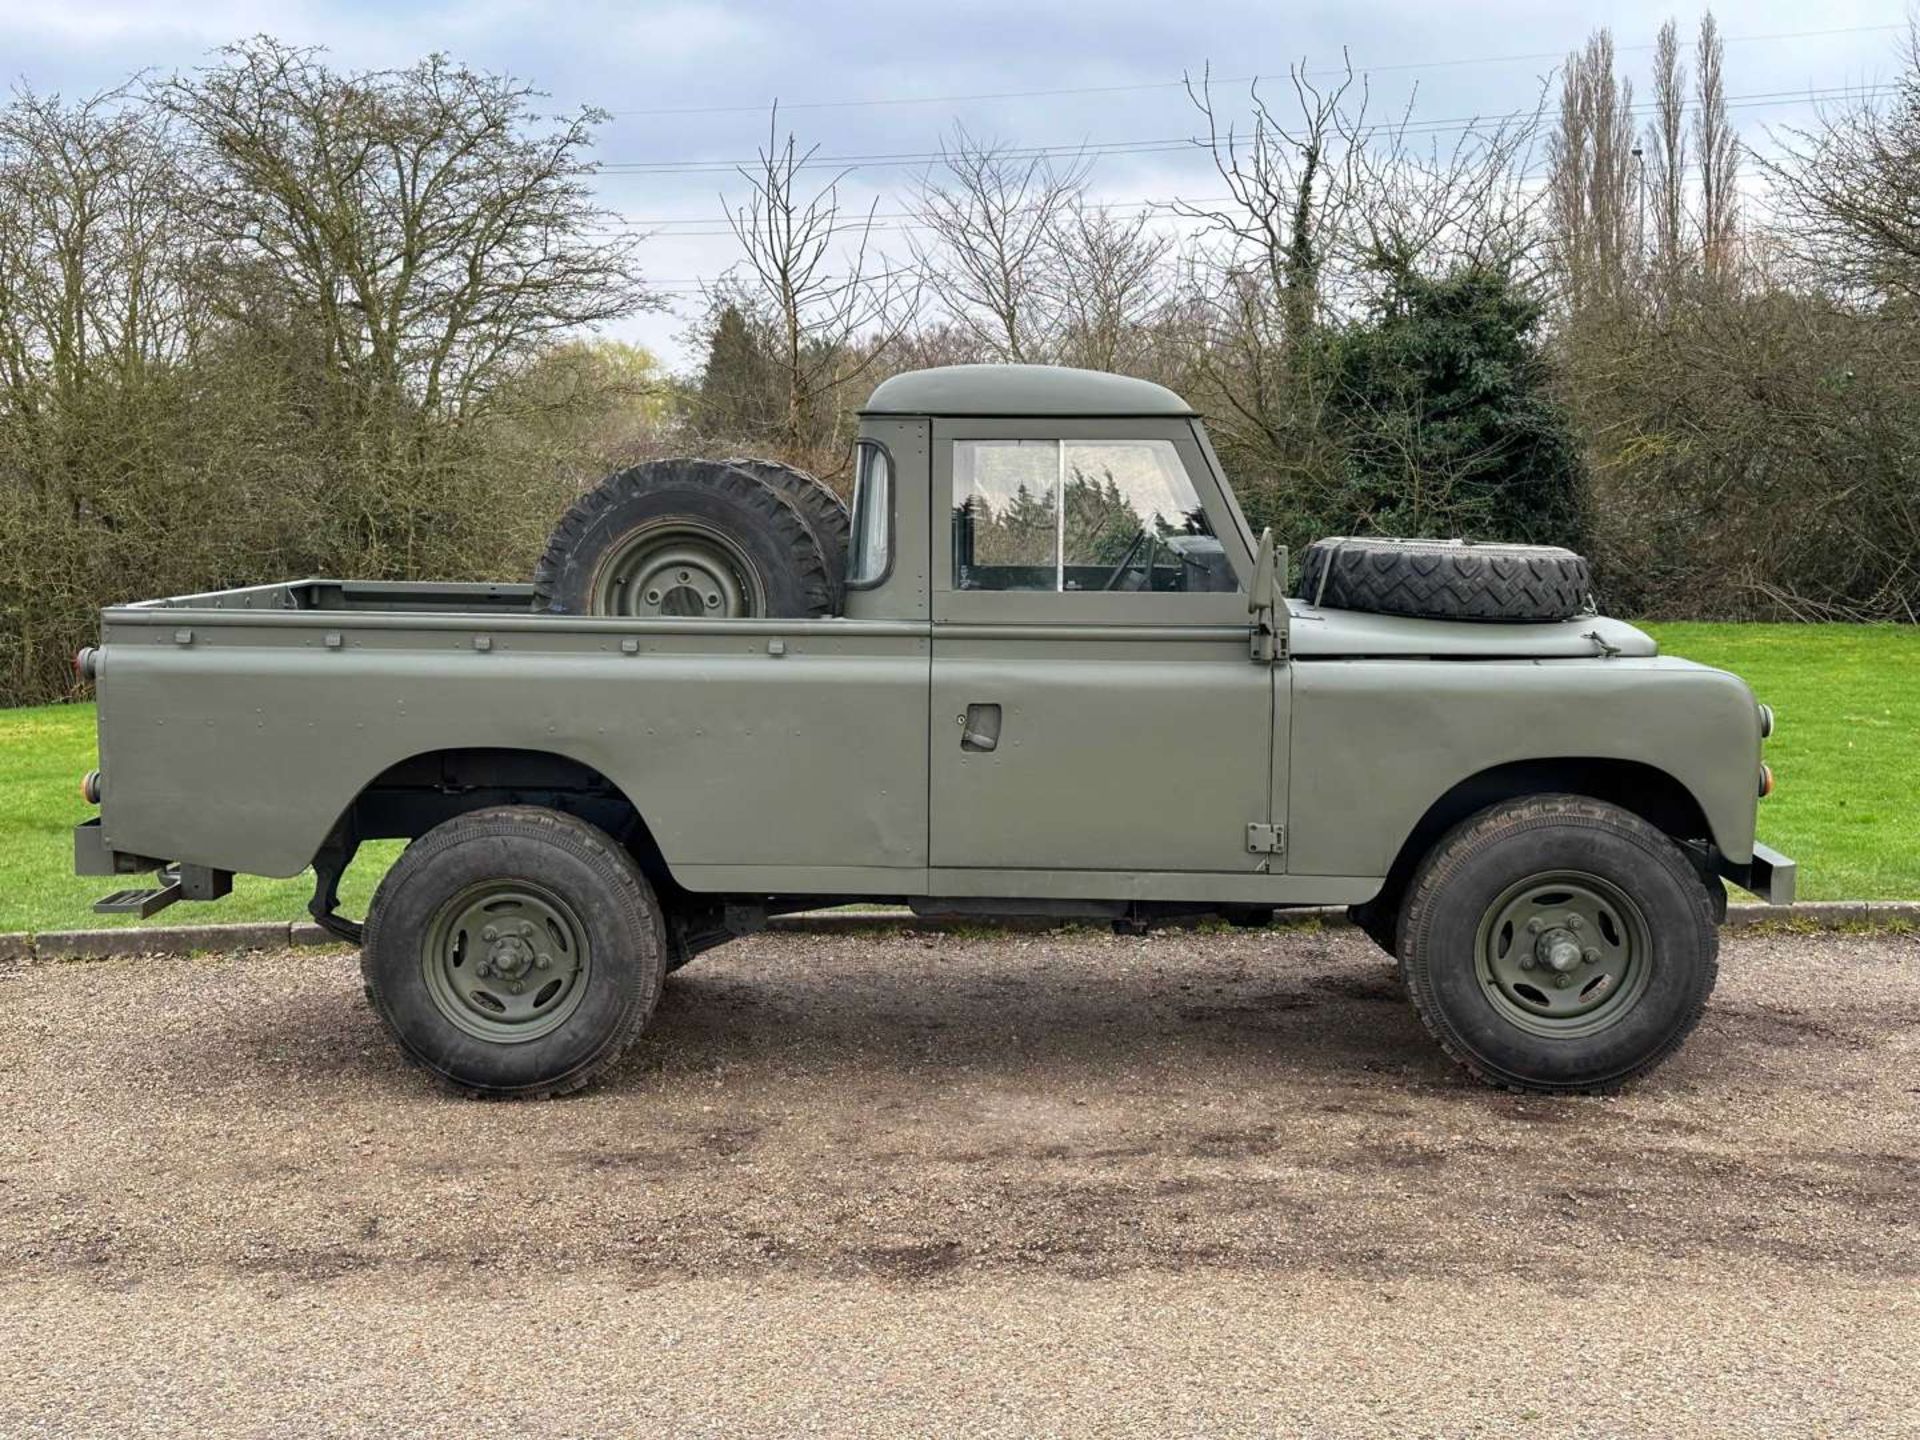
xmin=952 ymin=438 xmax=1237 ymax=594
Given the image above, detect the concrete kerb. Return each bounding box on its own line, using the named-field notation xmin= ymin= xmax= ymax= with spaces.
xmin=4 ymin=900 xmax=1916 ymax=963
xmin=27 ymin=921 xmax=297 ymax=961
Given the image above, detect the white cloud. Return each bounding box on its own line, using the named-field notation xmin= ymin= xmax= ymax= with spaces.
xmin=0 ymin=0 xmax=318 ymax=48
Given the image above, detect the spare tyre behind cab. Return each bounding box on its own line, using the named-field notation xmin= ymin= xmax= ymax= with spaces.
xmin=1298 ymin=536 xmax=1593 ymax=624
xmin=533 ymin=457 xmax=836 ymax=619
xmin=720 ymin=457 xmax=851 ymax=612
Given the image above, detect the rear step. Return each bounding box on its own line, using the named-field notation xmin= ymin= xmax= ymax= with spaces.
xmin=93 ymin=874 xmax=183 ymax=918
xmin=92 ymin=862 xmax=233 ymax=919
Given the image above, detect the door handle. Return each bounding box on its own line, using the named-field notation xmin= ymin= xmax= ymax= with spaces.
xmin=959 ymin=703 xmax=1001 ymax=752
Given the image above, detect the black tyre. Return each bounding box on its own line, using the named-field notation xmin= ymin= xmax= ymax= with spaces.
xmin=361 ymin=806 xmax=667 ymax=1098
xmin=723 ymin=458 xmax=850 ymax=611
xmin=1299 ymin=536 xmax=1592 ymax=622
xmin=533 ymin=458 xmax=834 ymax=619
xmin=1397 ymin=795 xmax=1718 ymax=1093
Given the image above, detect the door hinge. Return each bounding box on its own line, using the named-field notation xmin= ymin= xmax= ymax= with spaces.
xmin=1245 ymin=823 xmax=1285 ymax=855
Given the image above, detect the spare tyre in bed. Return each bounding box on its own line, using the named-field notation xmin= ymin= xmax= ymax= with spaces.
xmin=533 ymin=458 xmax=835 ymax=619
xmin=721 ymin=457 xmax=850 ymax=611
xmin=1297 ymin=536 xmax=1592 ymax=623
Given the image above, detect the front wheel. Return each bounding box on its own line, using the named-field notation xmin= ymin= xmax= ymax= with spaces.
xmin=361 ymin=807 xmax=667 ymax=1098
xmin=1397 ymin=795 xmax=1718 ymax=1093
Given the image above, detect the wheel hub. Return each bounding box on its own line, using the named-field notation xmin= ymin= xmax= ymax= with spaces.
xmin=1474 ymin=872 xmax=1653 ymax=1038
xmin=489 ymin=934 xmax=534 ymax=978
xmin=588 ymin=521 xmax=764 ymax=619
xmin=1535 ymin=928 xmax=1585 ymax=973
xmin=421 ymin=883 xmax=591 ymax=1044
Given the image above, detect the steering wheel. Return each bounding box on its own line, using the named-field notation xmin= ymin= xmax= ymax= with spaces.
xmin=1101 ymin=529 xmax=1150 ymax=591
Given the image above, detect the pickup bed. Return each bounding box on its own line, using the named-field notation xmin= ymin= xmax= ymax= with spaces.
xmin=73 ymin=365 xmax=1793 ymax=1098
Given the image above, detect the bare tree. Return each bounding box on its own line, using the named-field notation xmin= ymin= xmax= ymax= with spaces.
xmin=1181 ymin=61 xmax=1364 ymax=348
xmin=1346 ymin=87 xmax=1548 ymax=287
xmin=724 ymin=107 xmax=912 ymax=458
xmin=1695 ymin=12 xmax=1739 ymax=285
xmin=1763 ymin=24 xmax=1920 ymax=304
xmin=1042 ymin=200 xmax=1174 ymax=374
xmin=159 ymin=38 xmax=649 ymax=421
xmin=909 ymin=125 xmax=1086 ymax=362
xmin=1547 ymin=30 xmax=1636 ymax=310
xmin=0 ymin=86 xmax=197 ymax=439
xmin=0 ymin=84 xmax=296 ymax=703
xmin=1646 ymin=19 xmax=1689 ymax=296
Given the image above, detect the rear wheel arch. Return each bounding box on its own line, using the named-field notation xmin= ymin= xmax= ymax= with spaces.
xmin=319 ymin=747 xmax=679 ymax=899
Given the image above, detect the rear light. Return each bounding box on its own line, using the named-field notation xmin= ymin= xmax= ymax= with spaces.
xmin=1757 ymin=703 xmax=1775 ymax=739
xmin=80 ymin=770 xmax=102 ymax=805
xmin=1758 ymin=765 xmax=1774 ymax=798
xmin=73 ymin=646 xmax=99 ymax=682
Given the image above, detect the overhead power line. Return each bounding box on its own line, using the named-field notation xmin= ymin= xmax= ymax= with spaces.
xmin=604 ymin=22 xmax=1904 ymax=116
xmin=596 ymin=195 xmax=1235 ymax=230
xmin=592 ymin=83 xmax=1895 ymax=180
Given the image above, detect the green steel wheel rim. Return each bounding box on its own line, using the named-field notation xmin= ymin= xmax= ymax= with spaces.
xmin=421 ymin=880 xmax=593 ymax=1044
xmin=588 ymin=518 xmax=764 ymax=618
xmin=1474 ymin=870 xmax=1653 ymax=1039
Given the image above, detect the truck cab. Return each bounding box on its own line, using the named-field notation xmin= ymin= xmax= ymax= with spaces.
xmin=851 ymin=365 xmax=1288 ymax=888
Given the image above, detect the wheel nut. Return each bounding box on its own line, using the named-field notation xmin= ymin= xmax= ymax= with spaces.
xmin=1583 ymin=947 xmax=1601 ymax=965
xmin=535 ymin=953 xmax=551 ymax=969
xmin=1565 ymin=915 xmax=1583 ymax=930
xmin=1554 ymin=973 xmax=1573 ymax=989
xmin=509 ymin=981 xmax=524 ymax=995
xmin=481 ymin=926 xmax=497 ymax=942
xmin=1527 ymin=918 xmax=1544 ymax=934
xmin=521 ymin=923 xmax=536 ymax=938
xmin=1518 ymin=956 xmax=1536 ymax=970
xmin=476 ymin=963 xmax=492 ymax=978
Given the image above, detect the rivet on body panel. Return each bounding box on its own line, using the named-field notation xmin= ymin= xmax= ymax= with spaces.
xmin=473 ymin=635 xmax=492 ymax=652
xmin=767 ymin=638 xmax=787 ymax=657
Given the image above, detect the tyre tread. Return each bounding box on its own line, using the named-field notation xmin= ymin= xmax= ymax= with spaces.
xmin=721 ymin=457 xmax=850 ymax=611
xmin=361 ymin=805 xmax=665 ymax=1100
xmin=1396 ymin=794 xmax=1718 ymax=1094
xmin=1300 ymin=536 xmax=1592 ymax=623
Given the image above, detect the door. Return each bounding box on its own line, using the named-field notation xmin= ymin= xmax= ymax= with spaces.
xmin=928 ymin=419 xmax=1285 ymax=876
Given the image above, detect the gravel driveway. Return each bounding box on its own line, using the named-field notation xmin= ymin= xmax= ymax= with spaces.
xmin=2 ymin=924 xmax=1915 ymax=1437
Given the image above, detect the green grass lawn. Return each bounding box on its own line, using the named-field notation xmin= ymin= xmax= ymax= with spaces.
xmin=1640 ymin=622 xmax=1917 ymax=904
xmin=1 ymin=622 xmax=1913 ymax=933
xmin=0 ymin=703 xmax=399 ymax=934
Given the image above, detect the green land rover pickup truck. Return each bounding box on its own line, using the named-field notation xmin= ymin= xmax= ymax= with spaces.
xmin=72 ymin=365 xmax=1792 ymax=1098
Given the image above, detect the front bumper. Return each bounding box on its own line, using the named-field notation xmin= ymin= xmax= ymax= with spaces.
xmin=1713 ymin=841 xmax=1797 ymax=906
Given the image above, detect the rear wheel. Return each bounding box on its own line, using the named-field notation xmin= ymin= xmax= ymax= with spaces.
xmin=361 ymin=807 xmax=667 ymax=1098
xmin=1397 ymin=795 xmax=1718 ymax=1092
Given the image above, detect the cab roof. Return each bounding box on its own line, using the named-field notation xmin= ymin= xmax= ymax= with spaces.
xmin=862 ymin=364 xmax=1195 ymax=418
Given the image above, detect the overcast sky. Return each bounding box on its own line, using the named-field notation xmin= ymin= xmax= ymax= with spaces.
xmin=0 ymin=0 xmax=1907 ymax=366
